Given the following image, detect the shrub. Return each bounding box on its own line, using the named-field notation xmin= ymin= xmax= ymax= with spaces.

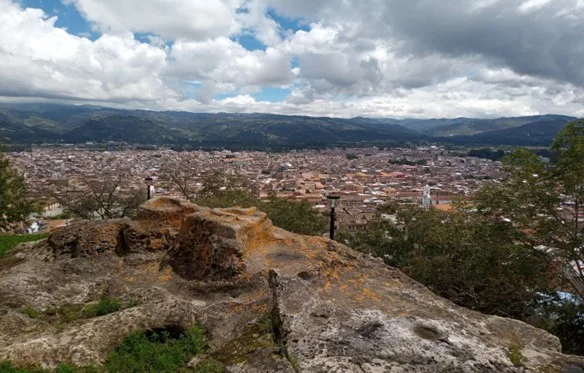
xmin=83 ymin=297 xmax=122 ymax=318
xmin=105 ymin=326 xmax=207 ymax=373
xmin=21 ymin=306 xmax=39 ymax=319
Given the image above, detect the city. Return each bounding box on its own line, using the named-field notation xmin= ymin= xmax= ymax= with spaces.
xmin=8 ymin=145 xmax=503 ymax=233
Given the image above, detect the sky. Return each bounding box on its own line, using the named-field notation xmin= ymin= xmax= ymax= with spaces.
xmin=0 ymin=0 xmax=583 ymax=118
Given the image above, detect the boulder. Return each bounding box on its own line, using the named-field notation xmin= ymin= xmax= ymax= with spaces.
xmin=0 ymin=198 xmax=583 ymax=372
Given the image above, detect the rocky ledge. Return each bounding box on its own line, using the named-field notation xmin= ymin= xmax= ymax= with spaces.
xmin=1 ymin=198 xmax=583 ymax=372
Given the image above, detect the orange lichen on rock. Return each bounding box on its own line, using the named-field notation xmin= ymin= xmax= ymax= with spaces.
xmin=5 ymin=197 xmax=583 ymax=372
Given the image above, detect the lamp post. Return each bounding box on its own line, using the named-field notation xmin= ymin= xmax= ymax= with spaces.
xmin=145 ymin=177 xmax=153 ymax=200
xmin=327 ymin=195 xmax=340 ymax=240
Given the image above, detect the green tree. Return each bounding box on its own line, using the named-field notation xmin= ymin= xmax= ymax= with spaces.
xmin=261 ymin=197 xmax=327 ymax=236
xmin=338 ymin=204 xmax=550 ymax=319
xmin=0 ymin=150 xmax=32 ymax=229
xmin=174 ymin=170 xmax=327 ymax=235
xmin=475 ymin=119 xmax=584 ymax=300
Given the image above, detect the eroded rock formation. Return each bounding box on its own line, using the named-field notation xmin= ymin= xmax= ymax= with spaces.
xmin=1 ymin=198 xmax=583 ymax=372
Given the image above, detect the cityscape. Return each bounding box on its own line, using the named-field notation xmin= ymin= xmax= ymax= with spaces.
xmin=1 ymin=0 xmax=584 ymax=370
xmin=7 ymin=145 xmax=502 ymax=233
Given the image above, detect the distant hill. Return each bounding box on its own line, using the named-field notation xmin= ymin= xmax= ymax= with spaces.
xmin=446 ymin=118 xmax=574 ymax=146
xmin=62 ymin=116 xmax=191 ymax=145
xmin=412 ymin=115 xmax=576 ymax=136
xmin=0 ymin=103 xmax=579 ymax=148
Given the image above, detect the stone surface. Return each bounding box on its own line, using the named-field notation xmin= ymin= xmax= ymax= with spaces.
xmin=1 ymin=197 xmax=583 ymax=372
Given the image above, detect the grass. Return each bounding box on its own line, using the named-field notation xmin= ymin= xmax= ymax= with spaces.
xmin=193 ymin=360 xmax=226 ymax=373
xmin=0 ymin=234 xmax=48 ymax=257
xmin=20 ymin=295 xmax=137 ymax=324
xmin=20 ymin=306 xmax=39 ymax=319
xmin=507 ymin=344 xmax=524 ymax=368
xmin=105 ymin=326 xmax=207 ymax=372
xmin=1 ymin=324 xmax=219 ymax=373
xmin=82 ymin=297 xmax=122 ymax=318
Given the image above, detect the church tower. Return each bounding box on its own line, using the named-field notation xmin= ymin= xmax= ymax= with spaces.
xmin=422 ymin=184 xmax=431 ymax=209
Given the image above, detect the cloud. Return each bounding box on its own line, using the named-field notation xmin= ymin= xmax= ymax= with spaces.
xmin=0 ymin=0 xmax=583 ymax=119
xmin=0 ymin=1 xmax=173 ymax=102
xmin=63 ymin=0 xmax=241 ymax=40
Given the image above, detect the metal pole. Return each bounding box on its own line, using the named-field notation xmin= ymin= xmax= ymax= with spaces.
xmin=329 ymin=207 xmax=336 ymax=240
xmin=147 ymin=185 xmax=151 ymax=200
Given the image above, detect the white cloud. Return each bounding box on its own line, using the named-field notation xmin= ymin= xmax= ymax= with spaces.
xmin=517 ymin=0 xmax=553 ymax=13
xmin=0 ymin=0 xmax=582 ymax=119
xmin=64 ymin=0 xmax=241 ymax=40
xmin=0 ymin=1 xmax=174 ymax=102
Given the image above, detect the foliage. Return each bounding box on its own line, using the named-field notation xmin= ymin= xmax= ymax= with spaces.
xmin=198 ymin=170 xmax=258 ymax=199
xmin=0 ymin=361 xmax=46 ymax=373
xmin=164 ymin=161 xmax=199 ymax=202
xmin=168 ymin=170 xmax=327 ymax=235
xmin=345 ymin=153 xmax=358 ymax=160
xmin=196 ymin=189 xmax=260 ymax=210
xmin=507 ymin=344 xmax=524 ymax=367
xmin=338 ymin=204 xmax=551 ymax=319
xmin=260 ymin=197 xmax=327 ymax=236
xmin=474 ymin=119 xmax=584 ymax=300
xmin=105 ymin=326 xmax=207 ymax=373
xmin=0 ymin=234 xmax=48 ymax=257
xmin=21 ymin=306 xmax=39 ymax=319
xmin=82 ymin=297 xmax=122 ymax=318
xmin=0 ymin=325 xmax=211 ymax=373
xmin=193 ymin=360 xmax=226 ymax=373
xmin=467 ymin=148 xmax=506 ymax=161
xmin=531 ymin=294 xmax=584 ymax=356
xmin=51 ymin=176 xmax=146 ymax=220
xmin=0 ymin=150 xmax=32 ymax=229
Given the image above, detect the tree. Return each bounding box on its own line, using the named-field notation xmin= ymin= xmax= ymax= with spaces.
xmin=167 ymin=170 xmax=327 ymax=235
xmin=0 ymin=150 xmax=32 ymax=229
xmin=52 ymin=176 xmax=145 ymax=220
xmin=165 ymin=163 xmax=199 ymax=202
xmin=198 ymin=169 xmax=258 ymax=198
xmin=474 ymin=119 xmax=584 ymax=300
xmin=261 ymin=197 xmax=327 ymax=236
xmin=338 ymin=204 xmax=551 ymax=319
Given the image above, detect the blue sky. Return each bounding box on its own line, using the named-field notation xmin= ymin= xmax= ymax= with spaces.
xmin=20 ymin=0 xmax=95 ymax=38
xmin=2 ymin=0 xmax=584 ymax=118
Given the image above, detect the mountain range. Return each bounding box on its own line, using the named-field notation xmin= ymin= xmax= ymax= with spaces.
xmin=0 ymin=103 xmax=578 ymax=149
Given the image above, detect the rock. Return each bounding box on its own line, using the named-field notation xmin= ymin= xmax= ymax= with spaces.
xmin=162 ymin=207 xmax=272 ymax=281
xmin=47 ymin=219 xmax=129 ymax=258
xmin=0 ymin=197 xmax=583 ymax=372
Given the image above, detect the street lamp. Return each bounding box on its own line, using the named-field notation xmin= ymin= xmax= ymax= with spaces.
xmin=145 ymin=177 xmax=153 ymax=200
xmin=327 ymin=194 xmax=341 ymax=240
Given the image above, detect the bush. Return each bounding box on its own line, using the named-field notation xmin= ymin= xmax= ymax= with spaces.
xmin=339 ymin=205 xmax=551 ymax=320
xmin=21 ymin=306 xmax=38 ymax=319
xmin=106 ymin=326 xmax=207 ymax=373
xmin=0 ymin=325 xmax=210 ymax=373
xmin=83 ymin=297 xmax=122 ymax=318
xmin=260 ymin=198 xmax=327 ymax=236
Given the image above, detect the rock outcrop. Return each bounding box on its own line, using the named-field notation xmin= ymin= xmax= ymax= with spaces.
xmin=1 ymin=198 xmax=583 ymax=372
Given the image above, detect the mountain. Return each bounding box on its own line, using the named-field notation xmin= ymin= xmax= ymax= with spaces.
xmin=413 ymin=115 xmax=576 ymax=136
xmin=0 ymin=103 xmax=579 ymax=148
xmin=446 ymin=118 xmax=574 ymax=146
xmin=62 ymin=116 xmax=191 ymax=144
xmin=0 ymin=110 xmax=60 ymax=143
